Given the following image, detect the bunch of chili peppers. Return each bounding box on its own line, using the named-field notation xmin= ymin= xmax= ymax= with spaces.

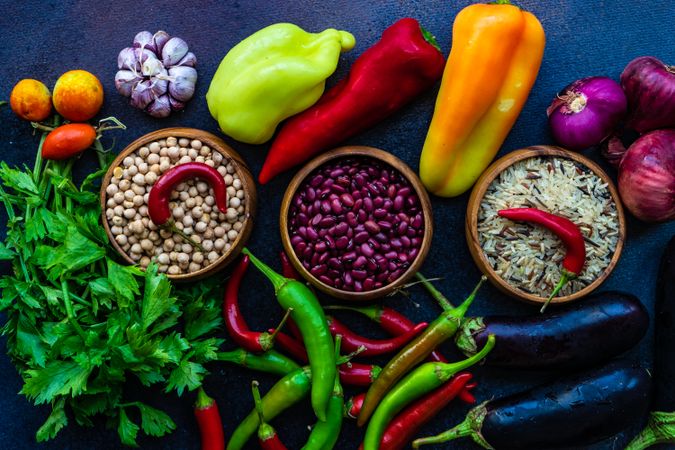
xmin=211 ymin=249 xmax=486 ymax=450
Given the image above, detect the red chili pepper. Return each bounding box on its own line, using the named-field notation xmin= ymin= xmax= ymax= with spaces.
xmin=327 ymin=315 xmax=428 ymax=357
xmin=339 ymin=362 xmax=382 ymax=386
xmin=498 ymin=207 xmax=587 ymax=313
xmin=358 ymin=372 xmax=473 ymax=450
xmin=148 ymin=162 xmax=228 ymax=226
xmin=270 ymin=328 xmax=309 ymax=363
xmin=252 ymin=381 xmax=288 ymax=450
xmin=194 ymin=387 xmax=225 ymax=450
xmin=258 ymin=17 xmax=445 ymax=184
xmin=345 ymin=392 xmax=366 ymax=419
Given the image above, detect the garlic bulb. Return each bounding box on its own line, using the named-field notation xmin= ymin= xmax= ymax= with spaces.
xmin=115 ymin=30 xmax=197 ymax=118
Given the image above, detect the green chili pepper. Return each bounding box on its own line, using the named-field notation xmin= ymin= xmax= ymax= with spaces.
xmin=242 ymin=248 xmax=336 ymax=422
xmin=206 ymin=23 xmax=356 ymax=144
xmin=357 ymin=276 xmax=486 ymax=426
xmin=217 ymin=349 xmax=300 ymax=377
xmin=362 ymin=335 xmax=496 ymax=450
xmin=227 ymin=366 xmax=311 ymax=450
xmin=302 ymin=336 xmax=345 ymax=450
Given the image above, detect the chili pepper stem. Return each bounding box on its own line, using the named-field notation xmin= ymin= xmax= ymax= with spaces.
xmin=624 ymin=412 xmax=675 ymax=450
xmin=195 ymin=387 xmax=215 ymax=409
xmin=541 ymin=270 xmax=574 ymax=313
xmin=414 ymin=272 xmax=454 ymax=310
xmin=439 ymin=334 xmax=495 ymax=379
xmin=242 ymin=248 xmax=289 ymax=293
xmin=252 ymin=380 xmax=276 ymax=442
xmin=411 ymin=402 xmax=493 ymax=449
xmin=323 ymin=304 xmax=382 ymax=322
xmin=261 ymin=308 xmax=294 ymax=349
xmin=165 ymin=221 xmax=205 ymax=252
xmin=455 ymin=275 xmax=488 ymax=317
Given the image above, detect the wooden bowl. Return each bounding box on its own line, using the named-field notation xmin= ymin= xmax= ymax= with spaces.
xmin=101 ymin=127 xmax=257 ymax=281
xmin=280 ymin=146 xmax=433 ymax=301
xmin=466 ymin=145 xmax=626 ymax=306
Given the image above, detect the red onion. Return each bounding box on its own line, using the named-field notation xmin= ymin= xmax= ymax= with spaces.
xmin=618 ymin=129 xmax=675 ymax=222
xmin=621 ymin=56 xmax=675 ymax=133
xmin=547 ymin=77 xmax=627 ymax=151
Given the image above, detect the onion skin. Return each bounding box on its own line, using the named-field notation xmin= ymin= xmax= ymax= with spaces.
xmin=547 ymin=77 xmax=627 ymax=151
xmin=621 ymin=56 xmax=675 ymax=133
xmin=618 ymin=129 xmax=675 ymax=222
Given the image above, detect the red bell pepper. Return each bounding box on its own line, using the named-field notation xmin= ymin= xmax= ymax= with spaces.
xmin=258 ymin=18 xmax=445 ymax=184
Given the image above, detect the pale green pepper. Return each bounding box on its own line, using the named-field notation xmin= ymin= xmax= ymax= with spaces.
xmin=206 ymin=23 xmax=355 ymax=145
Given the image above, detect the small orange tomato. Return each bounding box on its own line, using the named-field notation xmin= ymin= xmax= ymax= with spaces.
xmin=42 ymin=123 xmax=97 ymax=160
xmin=52 ymin=70 xmax=104 ymax=121
xmin=9 ymin=79 xmax=52 ymax=121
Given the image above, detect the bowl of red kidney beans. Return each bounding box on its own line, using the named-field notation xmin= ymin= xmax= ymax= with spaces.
xmin=280 ymin=146 xmax=433 ymax=301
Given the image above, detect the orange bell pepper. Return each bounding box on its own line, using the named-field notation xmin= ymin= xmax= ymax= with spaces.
xmin=419 ymin=1 xmax=545 ymax=197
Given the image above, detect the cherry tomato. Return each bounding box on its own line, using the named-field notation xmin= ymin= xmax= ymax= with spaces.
xmin=42 ymin=123 xmax=97 ymax=160
xmin=9 ymin=79 xmax=52 ymax=121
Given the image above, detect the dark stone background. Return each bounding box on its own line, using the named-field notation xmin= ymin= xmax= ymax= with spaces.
xmin=0 ymin=0 xmax=673 ymax=448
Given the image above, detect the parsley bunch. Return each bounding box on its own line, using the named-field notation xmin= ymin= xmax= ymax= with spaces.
xmin=0 ymin=126 xmax=224 ymax=446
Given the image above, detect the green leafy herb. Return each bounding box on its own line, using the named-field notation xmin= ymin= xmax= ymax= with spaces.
xmin=0 ymin=128 xmax=225 ymax=446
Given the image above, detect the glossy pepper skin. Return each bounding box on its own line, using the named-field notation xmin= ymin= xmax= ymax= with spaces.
xmin=419 ymin=1 xmax=545 ymax=197
xmin=206 ymin=23 xmax=355 ymax=144
xmin=258 ymin=17 xmax=445 ymax=184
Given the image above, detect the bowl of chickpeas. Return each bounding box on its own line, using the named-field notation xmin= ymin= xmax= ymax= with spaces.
xmin=101 ymin=127 xmax=257 ymax=280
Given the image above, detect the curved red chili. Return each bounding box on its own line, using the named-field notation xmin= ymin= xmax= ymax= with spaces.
xmin=498 ymin=207 xmax=587 ymax=313
xmin=194 ymin=387 xmax=225 ymax=450
xmin=225 ymin=256 xmax=291 ymax=352
xmin=252 ymin=381 xmax=289 ymax=450
xmin=346 ymin=392 xmax=366 ymax=419
xmin=270 ymin=328 xmax=309 ymax=363
xmin=339 ymin=362 xmax=382 ymax=386
xmin=358 ymin=372 xmax=473 ymax=450
xmin=327 ymin=316 xmax=428 ymax=357
xmin=148 ymin=162 xmax=228 ymax=226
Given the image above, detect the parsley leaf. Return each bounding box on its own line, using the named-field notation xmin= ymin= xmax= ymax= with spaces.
xmin=36 ymin=397 xmax=68 ymax=442
xmin=20 ymin=360 xmax=93 ymax=404
xmin=136 ymin=403 xmax=176 ymax=437
xmin=141 ymin=264 xmax=176 ymax=331
xmin=0 ymin=242 xmax=15 ymax=260
xmin=166 ymin=359 xmax=207 ymax=396
xmin=117 ymin=408 xmax=140 ymax=447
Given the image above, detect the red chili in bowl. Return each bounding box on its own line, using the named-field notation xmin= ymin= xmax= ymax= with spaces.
xmin=287 ymin=157 xmax=424 ymax=292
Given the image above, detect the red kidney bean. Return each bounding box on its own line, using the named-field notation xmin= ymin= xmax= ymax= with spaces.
xmin=352 ymin=269 xmax=368 ymax=280
xmin=341 ymin=193 xmax=355 ymax=207
xmin=335 ymin=236 xmax=350 ymax=249
xmin=364 ymin=220 xmax=380 ymax=234
xmin=353 ymin=256 xmax=368 ymax=269
xmin=332 ymin=184 xmax=347 ymax=194
xmin=357 ymin=209 xmax=368 ymax=222
xmin=373 ymin=208 xmax=387 ymax=219
xmin=360 ymin=243 xmax=375 ymax=257
xmin=306 ymin=227 xmax=319 ymax=241
xmin=363 ymin=197 xmax=374 ymax=211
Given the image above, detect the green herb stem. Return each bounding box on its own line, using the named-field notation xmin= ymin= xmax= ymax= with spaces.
xmin=61 ymin=279 xmax=87 ymax=341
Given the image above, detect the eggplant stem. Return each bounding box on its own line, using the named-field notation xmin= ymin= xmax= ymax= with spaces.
xmin=625 ymin=411 xmax=675 ymax=450
xmin=412 ymin=402 xmax=493 ymax=449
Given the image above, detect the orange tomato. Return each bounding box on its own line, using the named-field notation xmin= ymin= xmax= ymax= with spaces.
xmin=52 ymin=70 xmax=104 ymax=121
xmin=42 ymin=123 xmax=97 ymax=160
xmin=9 ymin=79 xmax=52 ymax=121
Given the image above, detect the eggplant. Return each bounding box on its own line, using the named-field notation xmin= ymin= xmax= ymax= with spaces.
xmin=455 ymin=291 xmax=649 ymax=369
xmin=412 ymin=363 xmax=652 ymax=449
xmin=626 ymin=235 xmax=675 ymax=449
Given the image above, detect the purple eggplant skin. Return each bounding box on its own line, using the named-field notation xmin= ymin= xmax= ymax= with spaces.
xmin=655 ymin=236 xmax=675 ymax=410
xmin=482 ymin=363 xmax=651 ymax=449
xmin=455 ymin=291 xmax=649 ymax=369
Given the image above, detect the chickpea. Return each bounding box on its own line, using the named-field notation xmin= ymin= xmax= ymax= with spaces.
xmin=115 ymin=234 xmax=128 ymax=246
xmin=204 ymin=195 xmax=215 ymax=206
xmin=189 ymin=262 xmax=202 ymax=272
xmin=138 ymin=205 xmax=148 ymax=216
xmin=127 ymin=165 xmax=138 ymax=177
xmin=213 ymin=226 xmax=225 ymax=238
xmin=144 ymin=172 xmax=157 ymax=185
xmin=202 ymin=205 xmax=212 ymax=214
xmin=201 ymin=240 xmax=213 ymax=252
xmin=236 ymin=190 xmax=245 ymax=200
xmin=168 ymin=265 xmax=181 ymax=275
xmin=169 ymin=251 xmax=178 ymax=262
xmin=158 ymin=264 xmax=169 ymax=273
xmin=175 ymin=221 xmax=184 ymax=230
xmin=183 ymin=226 xmax=194 ymax=235
xmin=182 ymin=243 xmax=193 ymax=254
xmin=143 ymin=193 xmax=150 ymax=204
xmin=182 ymin=215 xmax=194 ymax=227
xmin=217 ymin=166 xmax=227 ymax=176
xmin=211 ymin=220 xmax=221 ymax=228
xmin=185 ymin=198 xmax=196 ymax=209
xmin=139 ymin=146 xmax=150 ymax=158
xmin=106 ymin=184 xmax=119 ymax=196
xmin=123 ymin=190 xmax=134 ymax=202
xmin=119 ymin=179 xmax=131 ymax=191
xmin=163 ymin=238 xmax=175 ymax=251
xmin=195 ymin=221 xmax=208 ymax=233
xmin=205 ymin=160 xmax=215 ymax=168
xmin=178 ymin=138 xmax=190 ymax=147
xmin=211 ymin=150 xmax=222 ymax=164
xmin=177 ymin=253 xmax=190 ymax=265
xmin=110 ymin=225 xmax=124 ymax=235
xmin=224 ymin=174 xmax=234 ymax=186
xmin=159 ymin=160 xmax=171 ymax=172
xmin=140 ymin=239 xmax=154 ymax=251
xmin=159 ymin=147 xmax=168 ymax=157
xmin=148 ymin=221 xmax=158 ymax=231
xmin=225 ymin=243 xmax=232 ymax=252
xmin=111 ymin=216 xmax=125 ymax=227
xmin=148 ymin=231 xmax=160 ymax=241
xmin=122 ymin=243 xmax=131 ymax=252
xmin=123 ymin=156 xmax=134 ymax=167
xmin=227 ymin=229 xmax=239 ymax=241
xmin=106 ymin=208 xmax=115 ymax=220
xmin=200 ymin=148 xmax=210 ymax=157
xmin=145 ymin=153 xmax=158 ymax=165
xmin=149 ymin=142 xmax=161 ymax=153
xmin=112 ymin=192 xmax=124 ymax=204
xmin=122 ymin=200 xmax=134 ymax=209
xmin=172 ymin=207 xmax=185 ymax=219
xmin=233 ymin=179 xmax=242 ymax=190
xmin=132 ymin=195 xmax=144 ymax=207
xmin=132 ymin=174 xmax=146 ymax=185
xmin=226 ymin=164 xmax=235 ymax=174
xmin=207 ymin=251 xmax=219 ymax=262
xmin=214 ymin=238 xmax=226 ymax=251
xmin=191 ymin=139 xmax=202 ymax=150
xmin=185 ymin=148 xmax=197 ymax=160
xmin=139 ymin=256 xmax=150 ymax=268
xmin=230 ymin=197 xmax=241 ymax=208
xmin=179 ymin=155 xmax=192 ymax=164
xmin=226 ymin=186 xmax=236 ymax=198
xmin=106 ymin=198 xmax=117 ymax=208
xmin=226 ymin=208 xmax=239 ymax=222
xmin=157 ymin=253 xmax=170 ymax=265
xmin=179 ymin=191 xmax=190 ymax=201
xmin=166 ymin=136 xmax=178 ymax=147
xmin=130 ymin=243 xmax=142 ymax=254
xmin=129 ymin=252 xmax=141 ymax=262
xmin=113 ymin=205 xmax=125 ymax=216
xmin=203 ymin=228 xmax=214 ymax=240
xmin=123 ymin=208 xmax=136 ymax=219
xmin=192 ymin=252 xmax=204 ymax=264
xmin=128 ymin=235 xmax=139 ymax=245
xmin=233 ymin=221 xmax=243 ymax=232
xmin=191 ymin=206 xmax=204 ymax=218
xmin=179 ymin=147 xmax=188 ymax=157
xmin=130 ymin=185 xmax=143 ymax=196
xmin=138 ymin=163 xmax=149 ymax=175
xmin=236 ymin=206 xmax=244 ymax=214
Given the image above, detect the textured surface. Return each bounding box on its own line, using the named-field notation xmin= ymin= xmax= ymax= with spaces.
xmin=0 ymin=0 xmax=674 ymax=449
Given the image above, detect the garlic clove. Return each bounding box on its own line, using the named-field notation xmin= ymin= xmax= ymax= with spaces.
xmin=169 ymin=95 xmax=185 ymax=111
xmin=150 ymin=68 xmax=169 ymax=96
xmin=118 ymin=47 xmax=139 ymax=71
xmin=133 ymin=31 xmax=156 ymax=53
xmin=153 ymin=30 xmax=171 ymax=54
xmin=134 ymin=47 xmax=158 ymax=65
xmin=142 ymin=56 xmax=164 ymax=77
xmin=168 ymin=66 xmax=197 ymax=102
xmin=176 ymin=52 xmax=197 ymax=68
xmin=115 ymin=70 xmax=141 ymax=97
xmin=146 ymin=95 xmax=172 ymax=118
xmin=162 ymin=37 xmax=189 ymax=67
xmin=130 ymin=80 xmax=155 ymax=110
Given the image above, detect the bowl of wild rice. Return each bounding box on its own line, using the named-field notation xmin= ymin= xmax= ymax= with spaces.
xmin=101 ymin=127 xmax=257 ymax=281
xmin=466 ymin=145 xmax=626 ymax=306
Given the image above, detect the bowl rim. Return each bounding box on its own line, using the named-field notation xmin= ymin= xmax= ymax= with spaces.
xmin=100 ymin=127 xmax=257 ymax=281
xmin=279 ymin=145 xmax=433 ymax=301
xmin=465 ymin=145 xmax=626 ymax=306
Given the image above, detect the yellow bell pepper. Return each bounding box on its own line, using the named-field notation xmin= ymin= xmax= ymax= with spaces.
xmin=206 ymin=23 xmax=355 ymax=145
xmin=419 ymin=1 xmax=545 ymax=197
